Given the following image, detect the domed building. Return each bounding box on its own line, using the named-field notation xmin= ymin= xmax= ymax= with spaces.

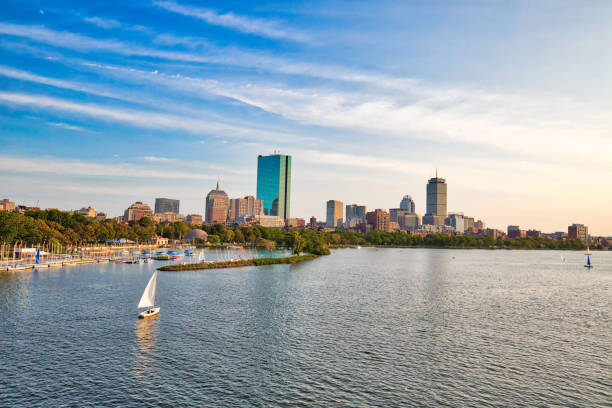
xmin=182 ymin=229 xmax=208 ymax=242
xmin=205 ymin=181 xmax=229 ymax=224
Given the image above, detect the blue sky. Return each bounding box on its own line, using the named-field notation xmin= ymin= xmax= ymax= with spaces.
xmin=1 ymin=0 xmax=611 ymax=234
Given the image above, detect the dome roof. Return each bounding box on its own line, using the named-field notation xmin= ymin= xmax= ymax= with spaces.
xmin=183 ymin=229 xmax=208 ymax=241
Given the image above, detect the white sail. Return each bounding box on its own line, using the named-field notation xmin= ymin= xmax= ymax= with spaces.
xmin=137 ymin=271 xmax=157 ymax=308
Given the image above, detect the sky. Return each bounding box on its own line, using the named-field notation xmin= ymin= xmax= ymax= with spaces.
xmin=0 ymin=0 xmax=611 ymax=235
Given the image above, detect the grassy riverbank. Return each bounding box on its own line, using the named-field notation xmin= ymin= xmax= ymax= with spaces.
xmin=158 ymin=254 xmax=320 ymax=271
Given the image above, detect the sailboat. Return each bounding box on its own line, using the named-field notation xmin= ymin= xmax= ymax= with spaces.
xmin=584 ymin=246 xmax=593 ymax=268
xmin=138 ymin=271 xmax=160 ymax=318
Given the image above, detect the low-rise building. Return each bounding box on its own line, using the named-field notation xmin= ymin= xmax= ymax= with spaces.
xmin=568 ymin=224 xmax=588 ymax=243
xmin=507 ymin=225 xmax=526 ymax=238
xmin=0 ymin=199 xmax=15 ymax=211
xmin=526 ymin=229 xmax=542 ymax=238
xmin=185 ymin=214 xmax=203 ymax=226
xmin=286 ymin=218 xmax=306 ymax=228
xmin=123 ymin=202 xmax=154 ymax=222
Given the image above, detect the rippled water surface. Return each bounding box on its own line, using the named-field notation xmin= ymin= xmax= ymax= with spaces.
xmin=1 ymin=248 xmax=611 ymax=407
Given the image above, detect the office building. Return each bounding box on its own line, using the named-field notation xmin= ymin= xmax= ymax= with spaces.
xmin=526 ymin=229 xmax=542 ymax=238
xmin=326 ymin=200 xmax=344 ymax=228
xmin=205 ymin=182 xmax=229 ymax=224
xmin=399 ymin=195 xmax=416 ymax=213
xmin=366 ymin=209 xmax=391 ymax=232
xmin=256 ymin=154 xmax=291 ymax=219
xmin=123 ymin=202 xmax=154 ymax=222
xmin=464 ymin=216 xmax=475 ymax=231
xmin=309 ymin=216 xmax=317 ymax=228
xmin=346 ymin=204 xmax=367 ymax=227
xmin=185 ymin=214 xmax=203 ymax=226
xmin=229 ymin=195 xmax=263 ymax=222
xmin=398 ymin=213 xmax=420 ymax=231
xmin=390 ymin=208 xmax=412 ymax=223
xmin=568 ymin=224 xmax=588 ymax=243
xmin=423 ymin=173 xmax=447 ymax=225
xmin=154 ymin=198 xmax=180 ymax=215
xmin=507 ymin=225 xmax=526 ymax=238
xmin=446 ymin=213 xmax=465 ymax=233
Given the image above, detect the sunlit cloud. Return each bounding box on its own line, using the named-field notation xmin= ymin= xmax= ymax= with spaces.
xmin=83 ymin=16 xmax=121 ymax=29
xmin=153 ymin=0 xmax=308 ymax=42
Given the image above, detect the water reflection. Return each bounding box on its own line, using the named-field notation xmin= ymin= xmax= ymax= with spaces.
xmin=132 ymin=317 xmax=158 ymax=379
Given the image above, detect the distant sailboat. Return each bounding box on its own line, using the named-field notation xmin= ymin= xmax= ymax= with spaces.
xmin=138 ymin=271 xmax=160 ymax=318
xmin=584 ymin=246 xmax=592 ymax=268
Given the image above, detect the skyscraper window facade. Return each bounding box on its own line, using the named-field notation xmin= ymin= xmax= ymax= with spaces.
xmin=423 ymin=174 xmax=447 ymax=226
xmin=256 ymin=154 xmax=292 ymax=219
xmin=154 ymin=198 xmax=180 ymax=215
xmin=399 ymin=195 xmax=415 ymax=213
xmin=326 ymin=200 xmax=344 ymax=228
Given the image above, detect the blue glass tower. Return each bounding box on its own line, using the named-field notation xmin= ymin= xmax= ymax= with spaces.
xmin=256 ymin=154 xmax=291 ymax=218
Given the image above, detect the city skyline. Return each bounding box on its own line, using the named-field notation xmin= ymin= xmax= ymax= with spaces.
xmin=1 ymin=1 xmax=611 ymax=234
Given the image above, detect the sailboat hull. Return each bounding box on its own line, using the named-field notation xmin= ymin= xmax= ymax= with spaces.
xmin=138 ymin=307 xmax=160 ymax=319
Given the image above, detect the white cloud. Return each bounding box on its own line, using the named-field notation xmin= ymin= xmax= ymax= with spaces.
xmin=47 ymin=122 xmax=89 ymax=132
xmin=0 ymin=90 xmax=310 ymax=143
xmin=83 ymin=16 xmax=121 ymax=29
xmin=0 ymin=23 xmax=407 ymax=85
xmin=142 ymin=156 xmax=171 ymax=162
xmin=153 ymin=0 xmax=308 ymax=43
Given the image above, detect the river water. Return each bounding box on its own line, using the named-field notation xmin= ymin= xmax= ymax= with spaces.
xmin=1 ymin=248 xmax=610 ymax=407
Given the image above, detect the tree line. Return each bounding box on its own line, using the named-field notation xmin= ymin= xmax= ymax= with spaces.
xmin=0 ymin=210 xmax=588 ymax=254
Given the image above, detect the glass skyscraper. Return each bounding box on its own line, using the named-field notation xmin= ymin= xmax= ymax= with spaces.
xmin=256 ymin=154 xmax=291 ymax=218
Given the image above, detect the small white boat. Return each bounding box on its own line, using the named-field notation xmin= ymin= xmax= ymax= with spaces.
xmin=34 ymin=263 xmax=49 ymax=268
xmin=143 ymin=258 xmax=153 ymax=263
xmin=138 ymin=271 xmax=160 ymax=319
xmin=48 ymin=262 xmax=63 ymax=268
xmin=7 ymin=264 xmax=29 ymax=271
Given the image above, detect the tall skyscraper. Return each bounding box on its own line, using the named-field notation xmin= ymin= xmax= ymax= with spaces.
xmin=423 ymin=172 xmax=447 ymax=226
xmin=205 ymin=181 xmax=229 ymax=224
xmin=326 ymin=200 xmax=344 ymax=228
xmin=399 ymin=195 xmax=415 ymax=213
xmin=154 ymin=198 xmax=180 ymax=214
xmin=256 ymin=154 xmax=292 ymax=219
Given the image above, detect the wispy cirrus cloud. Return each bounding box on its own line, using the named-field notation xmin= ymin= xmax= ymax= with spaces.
xmin=153 ymin=0 xmax=308 ymax=43
xmin=83 ymin=16 xmax=121 ymax=29
xmin=47 ymin=121 xmax=90 ymax=132
xmin=0 ymin=91 xmax=312 ymax=144
xmin=0 ymin=22 xmax=413 ymax=86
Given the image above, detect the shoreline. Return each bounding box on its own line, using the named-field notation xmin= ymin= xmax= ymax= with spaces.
xmin=328 ymin=245 xmax=603 ymax=251
xmin=157 ymin=254 xmax=320 ymax=272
